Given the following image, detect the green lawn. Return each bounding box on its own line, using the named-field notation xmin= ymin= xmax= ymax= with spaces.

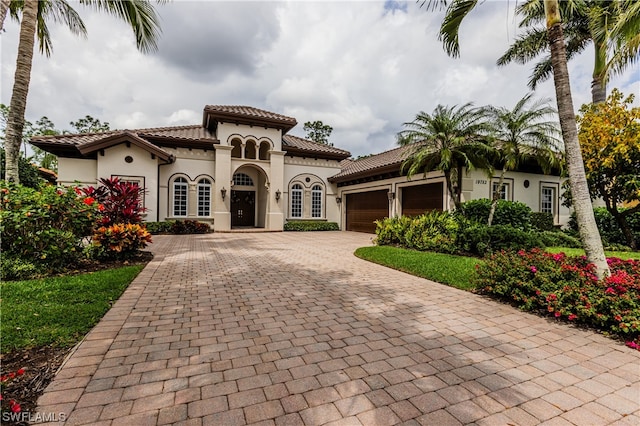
xmin=1 ymin=266 xmax=144 ymax=352
xmin=354 ymin=246 xmax=483 ymax=290
xmin=547 ymin=247 xmax=640 ymax=260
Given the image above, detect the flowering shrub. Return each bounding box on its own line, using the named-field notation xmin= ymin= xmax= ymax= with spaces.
xmin=0 ymin=368 xmax=25 ymax=415
xmin=0 ymin=182 xmax=98 ymax=279
xmin=91 ymin=224 xmax=152 ymax=260
xmin=81 ymin=177 xmax=146 ymax=226
xmin=474 ymin=249 xmax=640 ymax=349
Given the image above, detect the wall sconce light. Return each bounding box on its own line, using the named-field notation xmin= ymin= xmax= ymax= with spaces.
xmin=275 ymin=189 xmax=281 ymax=202
xmin=221 ymin=187 xmax=227 ymax=201
xmin=387 ymin=191 xmax=395 ymax=201
xmin=335 ymin=197 xmax=342 ymax=204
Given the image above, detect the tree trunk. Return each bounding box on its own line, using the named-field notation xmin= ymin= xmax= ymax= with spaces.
xmin=612 ymin=208 xmax=638 ymax=250
xmin=591 ymin=40 xmax=607 ymax=104
xmin=443 ymin=169 xmax=458 ymax=211
xmin=4 ymin=0 xmax=38 ymax=184
xmin=487 ymin=171 xmax=505 ymax=226
xmin=0 ymin=0 xmax=9 ymax=32
xmin=591 ymin=77 xmax=607 ymax=105
xmin=544 ymin=0 xmax=610 ymax=279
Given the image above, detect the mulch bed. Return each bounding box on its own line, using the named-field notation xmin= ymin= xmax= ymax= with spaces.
xmin=0 ymin=252 xmax=153 ymax=424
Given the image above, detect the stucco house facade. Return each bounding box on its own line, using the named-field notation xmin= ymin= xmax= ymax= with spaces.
xmin=31 ymin=105 xmax=569 ymax=233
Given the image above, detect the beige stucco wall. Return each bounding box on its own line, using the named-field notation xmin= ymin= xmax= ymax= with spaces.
xmin=57 ymin=158 xmax=97 ymax=186
xmin=284 ymin=157 xmax=343 ymax=225
xmin=217 ymin=123 xmax=283 ymax=151
xmin=99 ymin=144 xmax=161 ymax=222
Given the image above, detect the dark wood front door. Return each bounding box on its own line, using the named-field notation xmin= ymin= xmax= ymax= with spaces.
xmin=231 ymin=190 xmax=255 ymax=227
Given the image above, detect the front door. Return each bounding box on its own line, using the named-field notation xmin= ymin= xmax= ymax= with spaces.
xmin=231 ymin=190 xmax=256 ymax=227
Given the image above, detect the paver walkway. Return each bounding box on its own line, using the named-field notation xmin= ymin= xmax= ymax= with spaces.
xmin=37 ymin=232 xmax=640 ymax=425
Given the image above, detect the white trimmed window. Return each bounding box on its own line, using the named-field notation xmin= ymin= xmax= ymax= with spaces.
xmin=291 ymin=184 xmax=303 ymax=218
xmin=233 ymin=173 xmax=254 ymax=186
xmin=197 ymin=178 xmax=211 ymax=217
xmin=311 ymin=185 xmax=323 ymax=218
xmin=491 ymin=182 xmax=510 ymax=201
xmin=173 ymin=177 xmax=188 ymax=217
xmin=541 ymin=186 xmax=556 ymax=215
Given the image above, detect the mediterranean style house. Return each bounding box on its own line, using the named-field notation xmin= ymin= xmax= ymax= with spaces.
xmin=31 ymin=105 xmax=570 ymax=233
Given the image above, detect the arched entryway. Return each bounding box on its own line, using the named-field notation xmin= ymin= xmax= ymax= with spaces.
xmin=231 ymin=165 xmax=269 ymax=228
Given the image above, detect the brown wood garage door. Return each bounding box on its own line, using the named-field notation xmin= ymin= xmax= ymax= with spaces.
xmin=346 ymin=190 xmax=389 ymax=233
xmin=401 ymin=182 xmax=444 ymax=217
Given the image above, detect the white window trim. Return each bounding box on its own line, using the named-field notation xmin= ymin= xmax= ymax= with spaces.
xmin=173 ymin=178 xmax=188 ymax=217
xmin=197 ymin=179 xmax=212 ymax=217
xmin=291 ymin=184 xmax=303 ymax=218
xmin=311 ymin=185 xmax=323 ymax=218
xmin=491 ymin=180 xmax=512 ymax=201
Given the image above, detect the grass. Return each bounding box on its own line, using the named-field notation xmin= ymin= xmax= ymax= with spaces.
xmin=354 ymin=246 xmax=483 ymax=291
xmin=547 ymin=247 xmax=640 ymax=260
xmin=1 ymin=265 xmax=144 ymax=352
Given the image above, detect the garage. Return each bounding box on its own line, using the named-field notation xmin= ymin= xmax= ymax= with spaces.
xmin=346 ymin=190 xmax=389 ymax=233
xmin=401 ymin=182 xmax=443 ymax=217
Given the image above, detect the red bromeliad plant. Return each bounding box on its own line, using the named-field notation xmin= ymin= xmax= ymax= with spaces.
xmin=0 ymin=368 xmax=25 ymax=414
xmin=474 ymin=249 xmax=640 ymax=350
xmin=81 ymin=177 xmax=146 ymax=226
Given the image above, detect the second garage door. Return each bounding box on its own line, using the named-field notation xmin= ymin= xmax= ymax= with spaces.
xmin=401 ymin=182 xmax=444 ymax=217
xmin=346 ymin=190 xmax=389 ymax=233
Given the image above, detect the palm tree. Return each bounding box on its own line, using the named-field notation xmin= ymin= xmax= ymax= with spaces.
xmin=486 ymin=94 xmax=562 ymax=226
xmin=497 ymin=0 xmax=640 ymax=104
xmin=398 ymin=103 xmax=493 ymax=211
xmin=423 ymin=0 xmax=609 ymax=278
xmin=3 ymin=0 xmax=162 ymax=184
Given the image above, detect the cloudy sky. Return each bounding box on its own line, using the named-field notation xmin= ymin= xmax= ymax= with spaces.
xmin=1 ymin=0 xmax=638 ymax=157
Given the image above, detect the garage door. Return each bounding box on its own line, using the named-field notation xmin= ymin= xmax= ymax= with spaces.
xmin=346 ymin=190 xmax=389 ymax=233
xmin=401 ymin=183 xmax=443 ymax=217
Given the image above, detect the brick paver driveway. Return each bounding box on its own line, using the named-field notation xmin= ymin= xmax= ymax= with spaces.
xmin=37 ymin=232 xmax=640 ymax=425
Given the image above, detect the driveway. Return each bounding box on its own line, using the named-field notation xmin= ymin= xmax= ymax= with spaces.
xmin=37 ymin=232 xmax=640 ymax=425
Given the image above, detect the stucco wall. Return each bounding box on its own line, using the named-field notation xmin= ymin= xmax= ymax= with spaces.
xmin=57 ymin=158 xmax=97 ymax=186
xmin=217 ymin=123 xmax=282 ymax=151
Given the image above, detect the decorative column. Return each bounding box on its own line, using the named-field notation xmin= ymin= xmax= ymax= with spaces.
xmin=267 ymin=151 xmax=285 ymax=230
xmin=213 ymin=145 xmax=233 ymax=230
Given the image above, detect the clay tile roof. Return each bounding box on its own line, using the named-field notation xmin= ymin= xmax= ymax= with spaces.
xmin=282 ymin=134 xmax=351 ymax=160
xmin=137 ymin=125 xmax=216 ymax=141
xmin=329 ymin=144 xmax=413 ymax=182
xmin=203 ymin=105 xmax=298 ymax=133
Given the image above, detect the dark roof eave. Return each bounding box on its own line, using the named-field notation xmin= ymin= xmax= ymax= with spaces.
xmin=284 ymin=146 xmax=351 ymax=161
xmin=204 ymin=109 xmax=297 ymax=134
xmin=77 ymin=132 xmax=173 ymax=162
xmin=329 ymin=163 xmax=402 ymax=183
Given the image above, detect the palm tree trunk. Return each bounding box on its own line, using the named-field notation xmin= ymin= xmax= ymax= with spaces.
xmin=591 ymin=40 xmax=607 ymax=104
xmin=544 ymin=0 xmax=610 ymax=279
xmin=443 ymin=169 xmax=458 ymax=211
xmin=487 ymin=171 xmax=505 ymax=226
xmin=4 ymin=0 xmax=37 ymax=184
xmin=0 ymin=0 xmax=9 ymax=32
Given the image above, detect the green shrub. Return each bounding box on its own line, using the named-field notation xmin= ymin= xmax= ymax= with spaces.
xmin=474 ymin=249 xmax=640 ymax=344
xmin=569 ymin=207 xmax=640 ymax=247
xmin=459 ymin=199 xmax=532 ymax=230
xmin=538 ymin=231 xmax=582 ymax=248
xmin=457 ymin=224 xmax=544 ymax=256
xmin=531 ymin=212 xmax=555 ymax=231
xmin=90 ymin=223 xmax=152 ymax=260
xmin=1 ymin=255 xmax=39 ymax=281
xmin=0 ymin=182 xmax=97 ymax=275
xmin=171 ymin=219 xmax=211 ymax=234
xmin=375 ymin=211 xmax=458 ymax=253
xmin=146 ymin=221 xmax=175 ymax=234
xmin=284 ymin=221 xmax=339 ymax=231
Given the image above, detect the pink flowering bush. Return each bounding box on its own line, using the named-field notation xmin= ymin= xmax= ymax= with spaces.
xmin=474 ymin=249 xmax=640 ymax=350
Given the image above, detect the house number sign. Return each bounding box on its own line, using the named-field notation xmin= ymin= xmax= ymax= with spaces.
xmin=475 ymin=179 xmax=487 ymax=185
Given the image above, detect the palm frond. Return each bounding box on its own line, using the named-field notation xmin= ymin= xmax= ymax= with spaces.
xmin=439 ymin=0 xmax=478 ymax=58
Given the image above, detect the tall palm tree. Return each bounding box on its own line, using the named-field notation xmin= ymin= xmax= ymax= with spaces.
xmin=423 ymin=0 xmax=609 ymax=278
xmin=3 ymin=0 xmax=162 ymax=184
xmin=398 ymin=103 xmax=493 ymax=211
xmin=497 ymin=0 xmax=640 ymax=104
xmin=486 ymin=94 xmax=562 ymax=226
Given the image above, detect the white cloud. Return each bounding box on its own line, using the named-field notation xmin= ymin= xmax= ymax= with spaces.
xmin=1 ymin=0 xmax=638 ymax=157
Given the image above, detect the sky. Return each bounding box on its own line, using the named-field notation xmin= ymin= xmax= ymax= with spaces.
xmin=1 ymin=0 xmax=638 ymax=158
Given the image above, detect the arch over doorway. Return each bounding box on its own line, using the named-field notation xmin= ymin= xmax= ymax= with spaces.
xmin=231 ymin=165 xmax=270 ymax=228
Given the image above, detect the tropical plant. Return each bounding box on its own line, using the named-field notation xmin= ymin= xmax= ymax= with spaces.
xmin=577 ymin=89 xmax=640 ymax=249
xmin=3 ymin=0 xmax=163 ymax=184
xmin=303 ymin=121 xmax=333 ymax=146
xmin=69 ymin=115 xmax=110 ymax=133
xmin=422 ymin=0 xmax=609 ymax=278
xmin=497 ymin=0 xmax=640 ymax=104
xmin=81 ymin=177 xmax=146 ymax=226
xmin=398 ymin=103 xmax=493 ymax=210
xmin=486 ymin=94 xmax=562 ymax=225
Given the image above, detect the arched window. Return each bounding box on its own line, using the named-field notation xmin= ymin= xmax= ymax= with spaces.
xmin=311 ymin=185 xmax=323 ymax=218
xmin=245 ymin=141 xmax=257 ymax=159
xmin=173 ymin=177 xmax=188 ymax=217
xmin=233 ymin=173 xmax=254 ymax=186
xmin=197 ymin=178 xmax=211 ymax=217
xmin=291 ymin=184 xmax=303 ymax=218
xmin=259 ymin=142 xmax=270 ymax=160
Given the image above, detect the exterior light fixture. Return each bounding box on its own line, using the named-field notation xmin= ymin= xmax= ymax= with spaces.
xmin=275 ymin=189 xmax=281 ymax=201
xmin=335 ymin=197 xmax=342 ymax=204
xmin=387 ymin=191 xmax=395 ymax=201
xmin=221 ymin=187 xmax=227 ymax=200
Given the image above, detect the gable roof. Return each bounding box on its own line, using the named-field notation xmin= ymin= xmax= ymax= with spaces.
xmin=283 ymin=134 xmax=351 ymax=160
xmin=203 ymin=105 xmax=298 ymax=133
xmin=329 ymin=145 xmax=412 ymax=183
